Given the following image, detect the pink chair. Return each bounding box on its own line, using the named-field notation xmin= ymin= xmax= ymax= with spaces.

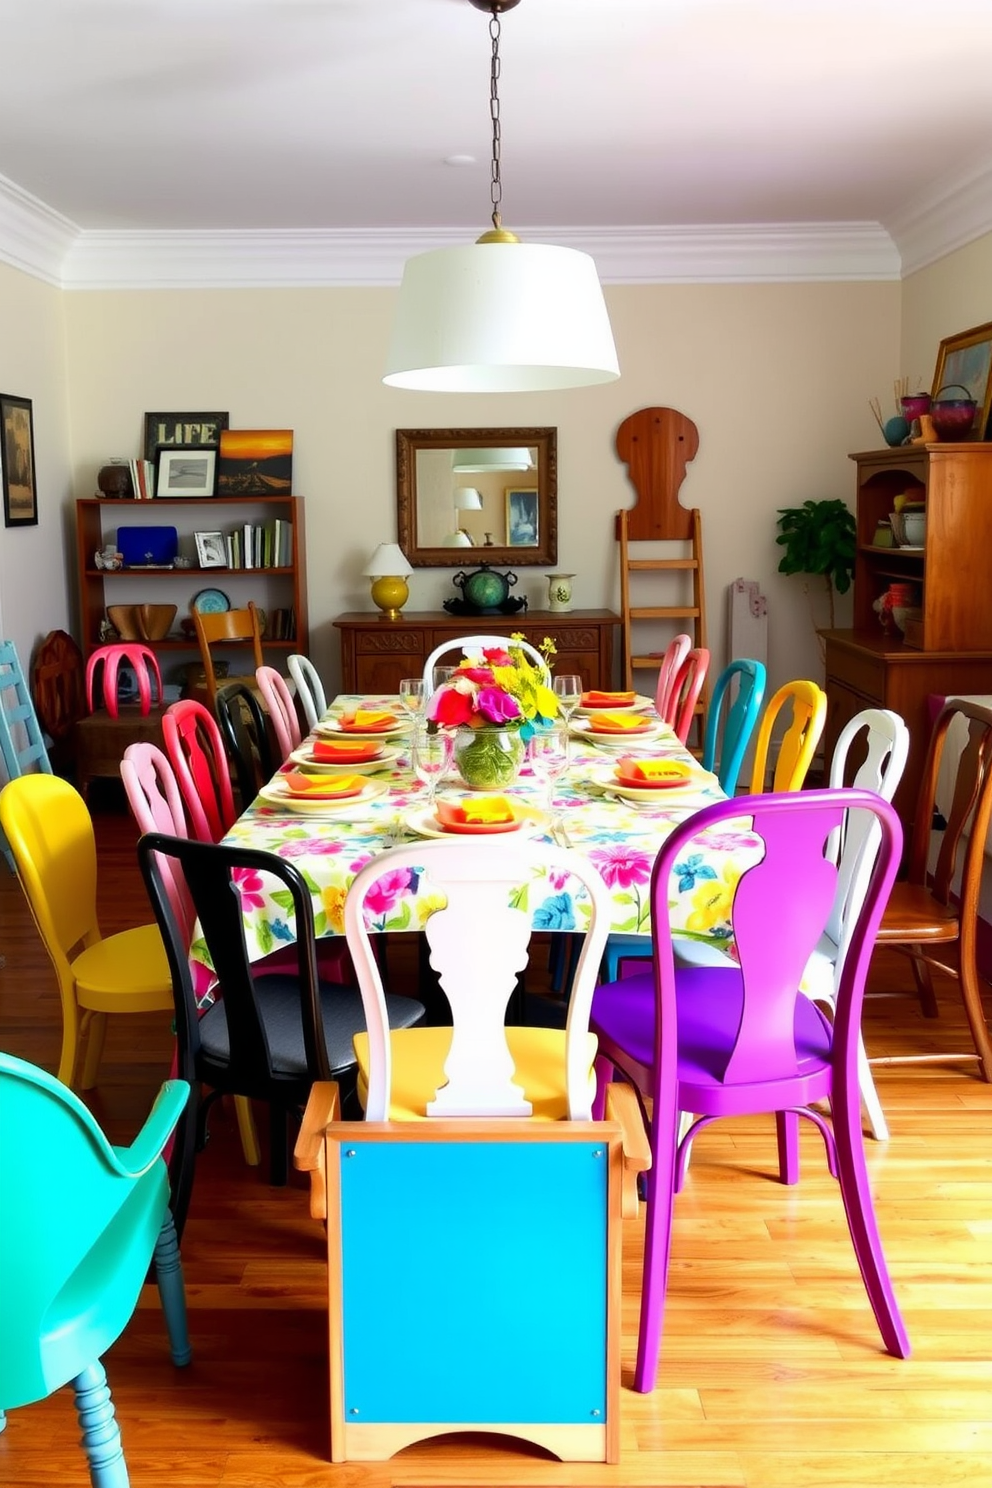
xmin=652 ymin=634 xmax=691 ymax=721
xmin=590 ymin=788 xmax=909 ymax=1392
xmin=85 ymin=643 xmax=163 ymax=719
xmin=162 ymin=699 xmax=237 ymax=843
xmin=255 ymin=665 xmax=302 ymax=762
xmin=668 ymin=645 xmax=710 ymax=744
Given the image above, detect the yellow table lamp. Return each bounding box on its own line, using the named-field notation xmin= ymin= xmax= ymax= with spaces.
xmin=362 ymin=542 xmax=413 ymax=621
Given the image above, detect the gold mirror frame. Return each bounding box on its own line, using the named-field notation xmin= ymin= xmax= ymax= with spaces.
xmin=396 ymin=427 xmax=557 ymax=567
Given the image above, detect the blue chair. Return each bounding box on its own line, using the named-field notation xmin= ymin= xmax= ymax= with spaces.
xmin=599 ymin=658 xmax=768 ymax=984
xmin=0 ymin=639 xmax=52 ymax=871
xmin=0 ymin=1053 xmax=191 ymax=1487
xmin=700 ymin=657 xmax=767 ymax=795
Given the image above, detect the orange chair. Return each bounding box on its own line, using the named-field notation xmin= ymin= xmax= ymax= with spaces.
xmin=668 ymin=646 xmax=710 ymax=745
xmin=192 ymin=603 xmax=264 ymax=706
xmin=749 ymin=679 xmax=826 ymax=793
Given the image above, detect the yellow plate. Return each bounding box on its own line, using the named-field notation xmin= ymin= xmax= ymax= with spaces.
xmin=402 ymin=802 xmax=548 ymax=840
xmin=257 ymin=776 xmax=390 ymax=815
xmin=570 ymin=719 xmax=669 ymax=747
xmin=315 ymin=716 xmax=412 ymax=740
xmin=575 ymin=693 xmax=655 ymax=717
xmin=603 ymin=772 xmax=720 ymax=804
xmin=287 ymin=743 xmax=400 ymax=775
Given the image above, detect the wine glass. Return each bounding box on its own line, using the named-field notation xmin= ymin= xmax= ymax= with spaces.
xmin=398 ymin=677 xmax=425 ymax=719
xmin=553 ymin=673 xmax=583 ymax=725
xmin=431 ymin=663 xmax=457 ymax=696
xmin=411 ymin=723 xmax=454 ymax=808
xmin=528 ymin=723 xmax=570 ymax=819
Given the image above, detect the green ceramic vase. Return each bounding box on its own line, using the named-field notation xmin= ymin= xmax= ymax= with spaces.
xmin=453 ymin=725 xmax=525 ymax=790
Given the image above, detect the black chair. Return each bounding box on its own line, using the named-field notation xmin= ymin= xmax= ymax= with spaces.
xmin=138 ymin=833 xmax=425 ymax=1235
xmin=214 ymin=681 xmax=275 ymax=808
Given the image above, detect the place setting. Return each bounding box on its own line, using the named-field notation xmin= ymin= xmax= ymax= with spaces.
xmin=569 ymin=708 xmax=672 ymax=749
xmin=286 ymin=736 xmax=401 ymax=776
xmin=587 ymin=753 xmax=721 ymax=806
xmin=257 ymin=770 xmax=390 ymax=817
xmin=403 ymin=791 xmax=548 ymax=841
xmin=314 ymin=704 xmax=412 ymax=741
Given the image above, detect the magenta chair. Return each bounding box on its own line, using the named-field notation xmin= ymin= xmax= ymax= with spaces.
xmin=162 ymin=698 xmax=237 ymax=843
xmin=85 ymin=642 xmax=162 ymax=719
xmin=590 ymin=788 xmax=909 ymax=1393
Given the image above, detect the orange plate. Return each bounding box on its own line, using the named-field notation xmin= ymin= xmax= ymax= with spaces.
xmin=338 ymin=717 xmax=399 ymax=734
xmin=589 ymin=718 xmax=653 ymax=735
xmin=437 ymin=814 xmax=521 ymax=835
xmin=615 ymin=758 xmax=692 ymax=789
xmin=310 ymin=740 xmax=383 ymax=762
xmin=581 ymin=691 xmax=637 ymax=709
xmin=281 ymin=772 xmax=365 ymax=801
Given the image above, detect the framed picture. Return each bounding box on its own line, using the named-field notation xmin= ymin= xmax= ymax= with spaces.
xmin=505 ymin=487 xmax=539 ymax=548
xmin=931 ymin=320 xmax=992 ymax=439
xmin=155 ymin=447 xmax=217 ymax=498
xmin=143 ymin=411 xmax=228 ymax=464
xmin=217 ymin=429 xmax=293 ymax=495
xmin=194 ymin=530 xmax=227 ymax=568
xmin=1 ymin=394 xmax=38 ymax=528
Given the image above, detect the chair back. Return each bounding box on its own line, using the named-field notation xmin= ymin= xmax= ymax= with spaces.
xmin=908 ymin=698 xmax=992 ymax=910
xmin=0 ymin=640 xmax=52 ymax=870
xmin=30 ymin=630 xmax=86 ymax=762
xmin=668 ymin=646 xmax=710 ymax=744
xmin=162 ymin=698 xmax=237 ymax=842
xmin=422 ymin=634 xmax=550 ymax=695
xmin=255 ymin=664 xmax=302 ymax=760
xmin=653 ymin=634 xmax=692 ymax=720
xmin=749 ymin=678 xmax=826 ymax=793
xmin=343 ymin=838 xmax=612 ymax=1122
xmin=120 ymin=742 xmax=195 ymax=940
xmin=214 ymin=682 xmax=275 ymax=805
xmin=192 ymin=602 xmax=264 ymax=704
xmin=85 ymin=642 xmax=163 ymax=718
xmin=701 ymin=658 xmax=766 ymax=794
xmin=287 ymin=653 xmax=327 ymax=732
xmin=0 ymin=1050 xmax=187 ymax=1409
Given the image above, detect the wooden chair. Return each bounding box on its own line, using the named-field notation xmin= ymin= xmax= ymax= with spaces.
xmin=749 ymin=678 xmax=826 ymax=793
xmin=287 ymin=653 xmax=327 ymax=732
xmin=0 ymin=1052 xmax=190 ymax=1488
xmin=0 ymin=772 xmax=174 ymax=1089
xmin=875 ymin=698 xmax=992 ymax=1081
xmin=192 ymin=602 xmax=264 ymax=706
xmin=0 ymin=639 xmax=52 ymax=872
xmin=255 ymin=664 xmax=302 ymax=761
xmin=590 ymin=789 xmax=909 ymax=1393
xmin=700 ymin=657 xmax=766 ymax=795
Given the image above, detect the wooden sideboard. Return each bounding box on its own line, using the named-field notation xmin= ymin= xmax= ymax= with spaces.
xmin=334 ymin=610 xmax=619 ymax=695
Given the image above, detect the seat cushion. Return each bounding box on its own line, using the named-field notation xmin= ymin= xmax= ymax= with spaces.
xmin=72 ymin=923 xmax=174 ymax=1011
xmin=352 ymin=1026 xmax=598 ymax=1121
xmin=198 ymin=977 xmax=423 ymax=1078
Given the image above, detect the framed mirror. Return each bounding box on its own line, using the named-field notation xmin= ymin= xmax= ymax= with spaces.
xmin=396 ymin=427 xmax=557 ymax=567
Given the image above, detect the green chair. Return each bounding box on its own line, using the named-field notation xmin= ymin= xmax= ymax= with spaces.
xmin=0 ymin=1052 xmax=191 ymax=1488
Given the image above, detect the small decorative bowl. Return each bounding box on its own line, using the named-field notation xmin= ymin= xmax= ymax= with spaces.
xmin=900 ymin=393 xmax=931 ymax=422
xmin=136 ymin=602 xmax=178 ymax=641
xmin=106 ymin=604 xmax=141 ymax=640
xmin=931 ymin=384 xmax=977 ymax=440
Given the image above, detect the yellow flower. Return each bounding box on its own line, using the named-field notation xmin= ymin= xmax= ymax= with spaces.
xmin=416 ymin=891 xmax=448 ymax=927
xmin=321 ymin=884 xmax=348 ymax=934
xmin=685 ymin=863 xmax=741 ymax=932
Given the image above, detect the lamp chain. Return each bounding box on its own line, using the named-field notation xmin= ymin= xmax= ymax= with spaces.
xmin=489 ymin=10 xmax=502 ymax=230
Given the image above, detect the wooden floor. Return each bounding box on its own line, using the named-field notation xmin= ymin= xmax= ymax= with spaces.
xmin=2 ymin=786 xmax=991 ymax=1488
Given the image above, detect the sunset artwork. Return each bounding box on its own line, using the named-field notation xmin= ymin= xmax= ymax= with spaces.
xmin=217 ymin=429 xmax=293 ymax=495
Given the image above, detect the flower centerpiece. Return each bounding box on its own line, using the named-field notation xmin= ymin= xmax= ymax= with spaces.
xmin=428 ymin=636 xmax=558 ymax=789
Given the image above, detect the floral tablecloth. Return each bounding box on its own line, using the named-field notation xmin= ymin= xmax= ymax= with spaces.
xmin=191 ymin=695 xmax=765 ymax=974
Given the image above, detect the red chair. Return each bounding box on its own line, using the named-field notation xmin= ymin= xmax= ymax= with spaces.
xmin=668 ymin=645 xmax=710 ymax=744
xmin=162 ymin=699 xmax=236 ymax=843
xmin=255 ymin=665 xmax=302 ymax=762
xmin=85 ymin=643 xmax=163 ymax=719
xmin=590 ymin=789 xmax=908 ymax=1392
xmin=652 ymin=634 xmax=691 ymax=720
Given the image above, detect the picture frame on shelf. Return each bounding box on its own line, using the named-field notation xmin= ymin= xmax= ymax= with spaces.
xmin=194 ymin=530 xmax=227 ymax=568
xmin=505 ymin=487 xmax=539 ymax=548
xmin=143 ymin=410 xmax=229 ymax=464
xmin=1 ymin=393 xmax=38 ymax=528
xmin=156 ymin=446 xmax=217 ymax=498
xmin=931 ymin=320 xmax=992 ymax=439
xmin=217 ymin=429 xmax=293 ymax=495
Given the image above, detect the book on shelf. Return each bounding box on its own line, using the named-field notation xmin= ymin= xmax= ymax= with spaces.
xmin=128 ymin=458 xmax=155 ymax=500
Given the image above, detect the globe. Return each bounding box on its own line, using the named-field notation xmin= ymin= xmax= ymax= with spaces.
xmin=462 ymin=567 xmax=509 ymax=611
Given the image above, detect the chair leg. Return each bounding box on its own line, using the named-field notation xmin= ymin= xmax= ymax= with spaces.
xmin=79 ymin=1012 xmax=108 ymax=1090
xmin=234 ymin=1095 xmax=261 ymax=1165
xmin=855 ymin=1031 xmax=889 ymax=1140
xmin=775 ymin=1110 xmax=801 ymax=1185
xmin=909 ymin=951 xmax=940 ymax=1018
xmin=632 ymin=1091 xmax=680 ymax=1394
xmin=957 ymin=953 xmax=992 ymax=1083
xmin=153 ymin=1211 xmax=192 ymax=1367
xmin=58 ymin=1009 xmax=82 ymax=1089
xmin=72 ymin=1361 xmax=130 ymax=1488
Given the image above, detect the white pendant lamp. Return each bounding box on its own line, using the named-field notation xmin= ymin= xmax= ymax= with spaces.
xmin=452 ymin=447 xmax=533 ymax=472
xmin=383 ymin=0 xmax=619 ymax=394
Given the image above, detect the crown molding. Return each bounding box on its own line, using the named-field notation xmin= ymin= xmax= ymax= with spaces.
xmin=0 ymin=172 xmax=79 ymax=287
xmin=884 ymin=161 xmax=992 ymax=277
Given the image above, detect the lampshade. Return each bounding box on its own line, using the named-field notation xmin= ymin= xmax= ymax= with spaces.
xmin=452 ymin=448 xmax=534 ymax=473
xmin=384 ymin=238 xmax=620 ymax=393
xmin=362 ymin=542 xmax=412 ymax=578
xmin=441 ymin=531 xmax=474 ymax=548
xmin=454 ymin=487 xmax=484 ymax=511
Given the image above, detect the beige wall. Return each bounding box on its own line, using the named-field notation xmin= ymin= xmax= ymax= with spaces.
xmin=62 ymin=278 xmax=901 ymax=695
xmin=901 ymin=232 xmax=992 ymax=394
xmin=0 ymin=262 xmax=73 ymax=676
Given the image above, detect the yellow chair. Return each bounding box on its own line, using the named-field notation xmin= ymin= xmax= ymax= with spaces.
xmin=749 ymin=679 xmax=827 ymax=793
xmin=0 ymin=773 xmax=173 ymax=1089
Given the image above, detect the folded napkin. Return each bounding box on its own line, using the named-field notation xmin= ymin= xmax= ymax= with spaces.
xmin=589 ymin=711 xmax=651 ymax=733
xmin=311 ymin=738 xmax=382 ymax=762
xmin=616 ymin=757 xmax=691 ymax=786
xmin=581 ymin=690 xmax=636 ymax=708
xmin=436 ymin=796 xmax=516 ymax=827
xmin=339 ymin=708 xmax=399 ymax=732
xmin=282 ymin=771 xmax=366 ymax=798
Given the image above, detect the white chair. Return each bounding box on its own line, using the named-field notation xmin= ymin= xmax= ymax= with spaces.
xmin=255 ymin=665 xmax=302 ymax=762
xmin=287 ymin=653 xmax=327 ymax=732
xmin=421 ymin=634 xmax=550 ymax=696
xmin=343 ymin=838 xmax=612 ymax=1122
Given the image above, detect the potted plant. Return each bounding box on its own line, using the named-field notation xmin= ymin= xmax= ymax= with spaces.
xmin=775 ymin=498 xmax=856 ymax=649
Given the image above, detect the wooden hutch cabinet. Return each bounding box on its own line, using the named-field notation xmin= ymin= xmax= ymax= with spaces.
xmin=334 ymin=610 xmax=619 ymax=695
xmin=822 ymin=443 xmax=992 ymax=831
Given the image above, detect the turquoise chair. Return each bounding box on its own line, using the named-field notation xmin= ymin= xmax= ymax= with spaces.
xmin=0 ymin=1053 xmax=191 ymax=1487
xmin=0 ymin=639 xmax=52 ymax=872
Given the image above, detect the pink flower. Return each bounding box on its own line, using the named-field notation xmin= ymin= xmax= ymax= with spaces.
xmin=429 ymin=686 xmax=475 ymax=727
xmin=459 ymin=666 xmax=495 ymax=684
xmin=280 ymin=836 xmax=343 ymax=859
xmin=589 ymin=843 xmax=653 ymax=890
xmin=364 ymin=866 xmax=413 ymax=917
xmin=482 ymin=647 xmax=513 ymax=666
xmin=233 ymin=866 xmax=268 ymax=911
xmin=476 ymin=686 xmax=523 ymax=724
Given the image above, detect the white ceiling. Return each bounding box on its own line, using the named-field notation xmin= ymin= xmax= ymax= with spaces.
xmin=2 ymin=0 xmax=992 ymax=284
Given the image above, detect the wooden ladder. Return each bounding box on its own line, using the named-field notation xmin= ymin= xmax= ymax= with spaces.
xmin=615 ymin=407 xmax=708 ymax=741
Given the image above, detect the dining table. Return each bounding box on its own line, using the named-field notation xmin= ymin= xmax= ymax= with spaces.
xmin=189 ymin=693 xmax=766 ymax=984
